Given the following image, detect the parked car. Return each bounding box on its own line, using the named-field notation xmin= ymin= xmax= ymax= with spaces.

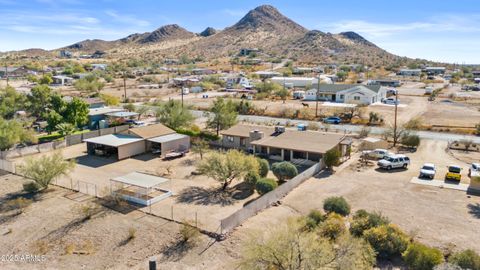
xmin=362 ymin=149 xmax=392 ymax=160
xmin=323 ymin=116 xmax=341 ymax=124
xmin=382 ymin=98 xmax=400 ymax=105
xmin=419 ymin=163 xmax=436 ymax=179
xmin=377 ymin=154 xmax=410 ymax=170
xmin=468 ymin=163 xmax=479 ymax=178
xmin=445 ymin=165 xmax=462 ymax=181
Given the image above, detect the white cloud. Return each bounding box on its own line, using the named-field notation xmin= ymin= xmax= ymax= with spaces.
xmin=105 ymin=10 xmax=150 ymax=27
xmin=323 ymin=15 xmax=480 ymax=37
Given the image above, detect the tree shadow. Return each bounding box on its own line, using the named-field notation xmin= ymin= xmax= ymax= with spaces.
xmin=230 ymin=182 xmax=254 ymax=200
xmin=467 ymin=203 xmax=480 ymax=219
xmin=161 ymin=239 xmax=195 ymax=262
xmin=176 ymin=186 xmax=235 ymax=206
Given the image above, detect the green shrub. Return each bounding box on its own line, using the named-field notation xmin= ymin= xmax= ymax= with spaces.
xmin=23 ymin=182 xmax=40 ymax=193
xmin=363 ymin=224 xmax=410 ymax=259
xmin=256 ymin=158 xmax=270 ymax=178
xmin=271 ymin=162 xmax=298 ymax=182
xmin=318 ymin=213 xmax=346 ymax=240
xmin=324 ymin=148 xmax=341 ymax=169
xmin=255 ymin=178 xmax=278 ymax=195
xmin=449 ymin=249 xmax=480 ymax=270
xmin=403 ymin=242 xmax=444 ymax=270
xmin=402 ymin=134 xmax=421 ymax=148
xmin=244 ymin=172 xmax=260 ymax=187
xmin=323 ymin=196 xmax=351 ymax=216
xmin=350 ymin=209 xmax=390 ymax=236
xmin=175 ymin=128 xmax=219 ymax=141
xmin=304 ymin=209 xmax=326 ymax=230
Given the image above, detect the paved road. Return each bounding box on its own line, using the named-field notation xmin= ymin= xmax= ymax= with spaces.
xmin=192 ymin=110 xmax=480 ymax=143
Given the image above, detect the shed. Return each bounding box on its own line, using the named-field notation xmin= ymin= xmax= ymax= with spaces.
xmin=359 ymin=137 xmax=389 ymax=151
xmin=84 ymin=134 xmax=145 ymax=160
xmin=147 ymin=133 xmax=190 ymax=157
xmin=110 ymin=172 xmax=172 ymax=205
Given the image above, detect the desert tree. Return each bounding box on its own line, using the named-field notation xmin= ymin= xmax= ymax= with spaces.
xmin=191 ymin=138 xmax=209 ymax=160
xmin=20 ymin=151 xmax=75 ymax=190
xmin=197 ymin=150 xmax=258 ymax=190
xmin=206 ymin=97 xmax=238 ymax=136
xmin=156 ymin=99 xmax=194 ymax=129
xmin=0 ymin=118 xmax=37 ymax=151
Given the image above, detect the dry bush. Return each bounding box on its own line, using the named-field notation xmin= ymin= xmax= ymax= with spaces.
xmin=6 ymin=197 xmax=32 ymax=214
xmin=32 ymin=240 xmax=50 ymax=255
xmin=180 ymin=220 xmax=200 ymax=245
xmin=74 ymin=203 xmax=100 ymax=221
xmin=127 ymin=227 xmax=137 ymax=241
xmin=64 ymin=243 xmax=75 ymax=255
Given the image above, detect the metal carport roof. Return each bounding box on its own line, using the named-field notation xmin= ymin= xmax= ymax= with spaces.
xmin=83 ymin=134 xmax=143 ymax=147
xmin=111 ymin=172 xmax=169 ymax=189
xmin=147 ymin=133 xmax=188 ymax=144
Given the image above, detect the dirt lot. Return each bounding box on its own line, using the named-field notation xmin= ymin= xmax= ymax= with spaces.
xmin=12 ymin=144 xmax=260 ymax=232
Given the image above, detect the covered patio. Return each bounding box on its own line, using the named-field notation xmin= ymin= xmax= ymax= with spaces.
xmin=110 ymin=172 xmax=172 ymax=206
xmin=146 ymin=133 xmax=190 ymax=157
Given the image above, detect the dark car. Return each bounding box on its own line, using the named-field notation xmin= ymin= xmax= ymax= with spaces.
xmin=323 ymin=116 xmax=341 ymax=124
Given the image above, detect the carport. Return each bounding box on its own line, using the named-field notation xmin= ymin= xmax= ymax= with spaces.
xmin=84 ymin=134 xmax=145 ymax=160
xmin=110 ymin=172 xmax=172 ymax=206
xmin=146 ymin=133 xmax=190 ymax=157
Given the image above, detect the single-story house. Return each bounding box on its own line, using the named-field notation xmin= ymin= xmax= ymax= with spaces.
xmin=239 ymin=48 xmax=260 ymax=56
xmin=367 ymin=79 xmax=401 ymax=87
xmin=83 ymin=97 xmax=106 ymax=109
xmin=88 ymin=107 xmax=125 ymax=129
xmin=84 ymin=123 xmax=190 ymax=160
xmin=425 ymin=67 xmax=446 ymax=75
xmin=358 ymin=137 xmax=389 ymax=151
xmin=52 ymin=75 xmax=74 ymax=86
xmin=398 ymin=69 xmax=422 ymax=76
xmin=91 ymin=64 xmax=108 ymax=71
xmin=271 ymin=76 xmax=333 ymax=88
xmin=220 ymin=124 xmax=350 ymax=166
xmin=0 ymin=67 xmax=30 ymax=79
xmin=303 ymin=84 xmax=387 ymax=105
xmin=254 ymin=71 xmax=281 ymax=79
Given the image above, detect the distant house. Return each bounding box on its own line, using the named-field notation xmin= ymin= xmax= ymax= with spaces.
xmin=239 ymin=48 xmax=260 ymax=56
xmin=191 ymin=68 xmax=215 ymax=75
xmin=425 ymin=67 xmax=446 ymax=75
xmin=59 ymin=50 xmax=73 ymax=58
xmin=271 ymin=76 xmax=333 ymax=88
xmin=52 ymin=75 xmax=74 ymax=86
xmin=173 ymin=77 xmax=199 ymax=87
xmin=220 ymin=124 xmax=350 ymax=166
xmin=83 ymin=97 xmax=106 ymax=109
xmin=398 ymin=69 xmax=422 ymax=76
xmin=254 ymin=71 xmax=281 ymax=79
xmin=244 ymin=58 xmax=262 ymax=65
xmin=303 ymin=84 xmax=387 ymax=105
xmin=367 ymin=79 xmax=401 ymax=87
xmin=293 ymin=67 xmax=313 ymax=75
xmin=472 ymin=71 xmax=480 ymax=77
xmin=91 ymin=64 xmax=108 ymax=71
xmin=0 ymin=67 xmax=30 ymax=79
xmin=224 ymin=76 xmax=252 ymax=89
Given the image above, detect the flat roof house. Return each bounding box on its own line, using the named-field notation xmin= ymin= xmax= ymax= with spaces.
xmin=303 ymin=84 xmax=387 ymax=105
xmin=425 ymin=67 xmax=446 ymax=75
xmin=221 ymin=124 xmax=350 ymax=167
xmin=84 ymin=123 xmax=190 ymax=160
xmin=398 ymin=69 xmax=422 ymax=76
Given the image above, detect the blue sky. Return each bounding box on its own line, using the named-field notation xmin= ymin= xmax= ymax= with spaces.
xmin=1 ymin=0 xmax=480 ymax=63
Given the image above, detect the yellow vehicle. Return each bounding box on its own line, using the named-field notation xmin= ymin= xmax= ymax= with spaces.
xmin=445 ymin=165 xmax=462 ymax=181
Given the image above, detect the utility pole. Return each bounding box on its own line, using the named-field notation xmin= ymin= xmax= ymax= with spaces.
xmin=4 ymin=63 xmax=9 ymax=87
xmin=315 ymin=74 xmax=320 ymax=118
xmin=393 ymin=89 xmax=399 ymax=146
xmin=181 ymin=86 xmax=184 ymax=107
xmin=123 ymin=71 xmax=127 ymax=102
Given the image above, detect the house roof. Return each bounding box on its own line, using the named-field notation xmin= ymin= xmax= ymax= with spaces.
xmin=147 ymin=133 xmax=189 ymax=144
xmin=83 ymin=134 xmax=143 ymax=147
xmin=220 ymin=124 xmax=275 ymax=138
xmin=313 ymin=84 xmax=382 ymax=94
xmin=88 ymin=107 xmax=124 ymax=116
xmin=106 ymin=111 xmax=139 ymax=118
xmin=111 ymin=172 xmax=169 ymax=189
xmin=250 ymin=130 xmax=345 ymax=154
xmin=128 ymin=123 xmax=175 ymax=139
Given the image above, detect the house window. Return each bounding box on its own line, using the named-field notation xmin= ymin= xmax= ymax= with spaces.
xmin=226 ymin=136 xmax=234 ymax=143
xmin=340 ymin=95 xmax=345 ymax=100
xmin=240 ymin=138 xmax=246 ymax=146
xmin=354 ymin=96 xmax=360 ymax=101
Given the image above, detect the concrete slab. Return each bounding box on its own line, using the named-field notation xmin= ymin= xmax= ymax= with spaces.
xmin=410 ymin=177 xmax=469 ymax=191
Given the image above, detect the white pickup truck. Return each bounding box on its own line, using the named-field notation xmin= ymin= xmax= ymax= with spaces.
xmin=378 ymin=154 xmax=411 ymax=170
xmin=469 ymin=163 xmax=480 ymax=178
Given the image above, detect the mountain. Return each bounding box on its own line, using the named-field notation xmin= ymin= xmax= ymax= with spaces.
xmin=199 ymin=27 xmax=217 ymax=37
xmin=50 ymin=4 xmax=406 ymax=65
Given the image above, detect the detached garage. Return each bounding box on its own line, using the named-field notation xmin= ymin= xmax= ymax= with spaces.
xmin=84 ymin=134 xmax=145 ymax=160
xmin=147 ymin=133 xmax=190 ymax=157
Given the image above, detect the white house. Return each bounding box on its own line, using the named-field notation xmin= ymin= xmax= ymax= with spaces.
xmin=271 ymin=76 xmax=332 ymax=88
xmin=398 ymin=69 xmax=422 ymax=76
xmin=303 ymin=84 xmax=387 ymax=105
xmin=52 ymin=75 xmax=74 ymax=86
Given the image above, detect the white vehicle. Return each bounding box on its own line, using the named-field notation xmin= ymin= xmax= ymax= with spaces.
xmin=377 ymin=154 xmax=410 ymax=170
xmin=469 ymin=163 xmax=480 ymax=178
xmin=419 ymin=163 xmax=436 ymax=179
xmin=362 ymin=149 xmax=392 ymax=160
xmin=382 ymin=98 xmax=400 ymax=105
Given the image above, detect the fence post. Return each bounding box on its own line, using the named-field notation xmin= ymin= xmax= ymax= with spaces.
xmin=149 ymin=257 xmax=157 ymax=270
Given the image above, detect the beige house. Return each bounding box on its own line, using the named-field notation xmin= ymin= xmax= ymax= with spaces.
xmin=84 ymin=123 xmax=190 ymax=160
xmin=221 ymin=124 xmax=350 ymax=166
